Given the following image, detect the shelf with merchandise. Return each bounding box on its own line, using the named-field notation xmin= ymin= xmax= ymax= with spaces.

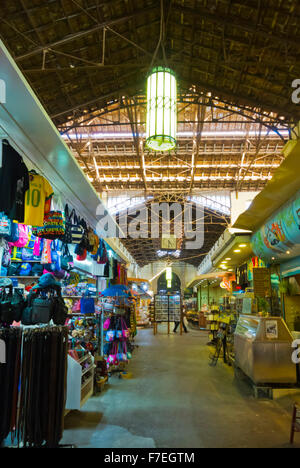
xmin=0 ymin=276 xmax=41 ymax=279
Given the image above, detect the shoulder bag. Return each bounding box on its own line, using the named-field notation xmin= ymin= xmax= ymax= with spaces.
xmin=62 ymin=205 xmax=84 ymax=245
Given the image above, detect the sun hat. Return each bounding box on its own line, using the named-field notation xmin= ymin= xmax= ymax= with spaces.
xmin=32 ymin=273 xmax=61 ymax=290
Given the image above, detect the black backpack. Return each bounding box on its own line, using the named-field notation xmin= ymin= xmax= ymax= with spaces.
xmin=22 ymin=286 xmax=68 ymax=326
xmin=0 ymin=287 xmax=14 ymax=324
xmin=52 ymin=293 xmax=68 ymax=326
xmin=0 ymin=286 xmax=26 ymax=324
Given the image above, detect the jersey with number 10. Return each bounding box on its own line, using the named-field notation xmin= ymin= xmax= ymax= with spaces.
xmin=24 ymin=174 xmax=54 ymax=227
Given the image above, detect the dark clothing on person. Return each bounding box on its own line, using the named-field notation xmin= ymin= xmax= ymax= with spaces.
xmin=174 ymin=320 xmax=188 ymax=333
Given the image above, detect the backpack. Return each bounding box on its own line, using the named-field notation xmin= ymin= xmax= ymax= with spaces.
xmin=13 ymin=224 xmax=28 ymax=248
xmin=1 ymin=241 xmax=11 ymax=268
xmin=62 ymin=205 xmax=84 ymax=245
xmin=52 ymin=294 xmax=68 ymax=325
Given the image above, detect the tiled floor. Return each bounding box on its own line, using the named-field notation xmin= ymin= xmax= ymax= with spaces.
xmin=62 ymin=327 xmax=300 ymax=448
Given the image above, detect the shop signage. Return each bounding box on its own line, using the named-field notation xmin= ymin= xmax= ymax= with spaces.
xmin=292 ymin=79 xmax=300 ymax=104
xmin=247 ymin=257 xmax=266 ymax=281
xmin=251 ymin=190 xmax=300 ymax=259
xmin=220 ymin=274 xmax=235 ymax=291
xmin=253 ymin=267 xmax=271 ymax=298
xmin=242 ymin=297 xmax=252 ymax=315
xmin=266 ymin=320 xmax=278 ymax=340
xmin=0 ymin=79 xmax=6 ymax=104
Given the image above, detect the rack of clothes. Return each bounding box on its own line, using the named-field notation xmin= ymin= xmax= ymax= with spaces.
xmin=0 ymin=325 xmax=68 ymax=448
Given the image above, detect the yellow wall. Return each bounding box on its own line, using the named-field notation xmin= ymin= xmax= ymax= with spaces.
xmin=198 ymin=285 xmax=225 ymax=308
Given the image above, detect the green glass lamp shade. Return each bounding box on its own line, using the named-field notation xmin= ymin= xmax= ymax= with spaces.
xmin=146 ymin=67 xmax=177 ymax=152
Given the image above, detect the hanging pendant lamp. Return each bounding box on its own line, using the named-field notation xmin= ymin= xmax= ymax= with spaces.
xmin=166 ymin=266 xmax=172 ymax=280
xmin=146 ymin=66 xmax=177 ymax=152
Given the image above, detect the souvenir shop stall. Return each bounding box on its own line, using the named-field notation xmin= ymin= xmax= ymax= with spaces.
xmin=0 ymin=160 xmax=126 ymax=443
xmin=153 ymin=293 xmax=182 ymax=335
xmin=65 ymin=248 xmax=133 ymax=399
xmin=184 ymin=290 xmax=201 ymax=329
xmin=0 ymin=40 xmax=138 ymax=446
xmin=128 ymin=279 xmax=152 ymax=327
xmin=101 ymin=285 xmax=137 ymax=378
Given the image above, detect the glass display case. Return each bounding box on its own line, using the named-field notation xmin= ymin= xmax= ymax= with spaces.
xmin=154 ymin=293 xmax=182 ymax=334
xmin=234 ymin=315 xmax=297 ymax=385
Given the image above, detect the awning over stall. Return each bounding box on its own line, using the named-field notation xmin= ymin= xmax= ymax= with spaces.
xmin=280 ymin=257 xmax=300 ymax=278
xmin=234 ymin=139 xmax=300 ymax=232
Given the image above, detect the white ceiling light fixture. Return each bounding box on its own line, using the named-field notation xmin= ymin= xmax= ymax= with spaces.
xmin=62 ymin=129 xmax=289 ymax=141
xmin=146 ymin=67 xmax=177 ymax=152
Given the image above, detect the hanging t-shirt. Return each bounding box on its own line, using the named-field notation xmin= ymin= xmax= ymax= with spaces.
xmin=9 ymin=169 xmax=30 ymax=223
xmin=0 ymin=140 xmax=29 ymax=216
xmin=24 ymin=173 xmax=54 ymax=227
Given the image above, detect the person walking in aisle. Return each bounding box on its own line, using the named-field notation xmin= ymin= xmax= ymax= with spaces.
xmin=174 ymin=304 xmax=188 ymax=333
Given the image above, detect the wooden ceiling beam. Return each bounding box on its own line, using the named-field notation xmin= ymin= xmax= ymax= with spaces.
xmin=173 ymin=4 xmax=300 ymax=50
xmin=15 ymin=5 xmax=157 ymax=61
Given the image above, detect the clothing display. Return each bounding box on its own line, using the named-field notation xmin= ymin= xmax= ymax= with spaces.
xmin=0 ymin=326 xmax=68 ymax=448
xmin=24 ymin=172 xmax=54 ymax=227
xmin=0 ymin=140 xmax=29 ymax=219
xmin=9 ymin=169 xmax=30 ymax=224
xmin=0 ymin=110 xmax=133 ymax=449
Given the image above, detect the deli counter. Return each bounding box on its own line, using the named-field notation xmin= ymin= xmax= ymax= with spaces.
xmin=234 ymin=315 xmax=297 ymax=385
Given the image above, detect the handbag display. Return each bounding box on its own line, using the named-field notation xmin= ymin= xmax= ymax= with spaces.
xmin=31 ymin=264 xmax=44 ymax=277
xmin=52 ymin=293 xmax=68 ymax=326
xmin=61 ymin=244 xmax=73 ymax=271
xmin=72 ymin=299 xmax=81 ymax=313
xmin=80 ymin=297 xmax=95 ymax=315
xmin=21 ymin=247 xmax=34 ymax=262
xmin=75 ymin=241 xmax=87 ymax=260
xmin=5 ymin=221 xmax=19 ymax=243
xmin=0 ymin=213 xmax=11 ymax=237
xmin=62 ymin=205 xmax=84 ymax=245
xmin=33 ymin=237 xmax=41 ymax=258
xmin=88 ymin=228 xmax=99 ymax=255
xmin=53 ymin=269 xmax=70 ymax=281
xmin=7 ymin=263 xmax=20 ymax=276
xmin=0 ymin=284 xmax=25 ymax=324
xmin=1 ymin=241 xmax=11 ymax=268
xmin=22 ymin=286 xmax=67 ymax=326
xmin=33 ymin=211 xmax=65 ymax=240
xmin=103 ymin=302 xmax=114 ymax=313
xmin=11 ymin=289 xmax=26 ymax=322
xmin=121 ymin=317 xmax=130 ymax=338
xmin=12 ymin=224 xmax=28 ymax=248
xmin=106 ymin=330 xmax=116 ymax=342
xmin=11 ymin=247 xmax=23 ymax=263
xmin=24 ymin=227 xmax=37 ymax=250
xmin=31 ymin=297 xmax=54 ymax=324
xmin=50 ymin=240 xmax=61 ymax=272
xmin=103 ymin=317 xmax=111 ymax=330
xmin=0 ymin=286 xmax=14 ymax=324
